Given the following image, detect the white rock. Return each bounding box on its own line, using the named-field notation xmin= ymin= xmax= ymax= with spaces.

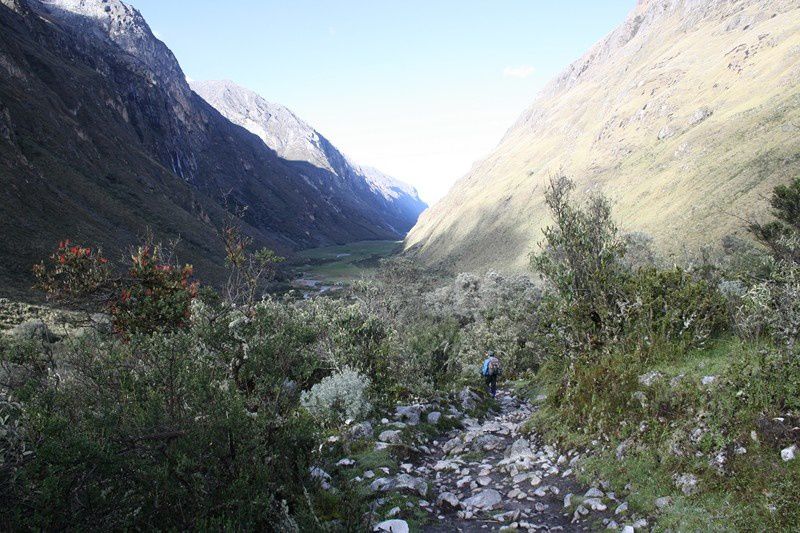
xmin=584 ymin=487 xmax=604 ymax=498
xmin=654 ymin=496 xmax=672 ymax=509
xmin=781 ymin=444 xmax=797 ymax=462
xmin=463 ymin=489 xmax=502 ymax=510
xmin=436 ymin=491 xmax=461 ymax=509
xmin=615 ymin=502 xmax=628 ymax=514
xmin=379 ymin=430 xmax=402 ymax=444
xmin=374 ymin=519 xmax=409 ymax=533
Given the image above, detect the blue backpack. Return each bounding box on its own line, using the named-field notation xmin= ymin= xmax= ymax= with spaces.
xmin=482 ymin=357 xmax=500 ymax=377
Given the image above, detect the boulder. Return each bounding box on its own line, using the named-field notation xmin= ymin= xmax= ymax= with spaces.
xmin=372 ymin=474 xmax=428 ymax=498
xmin=348 ymin=421 xmax=374 ymax=440
xmin=436 ymin=491 xmax=461 ymax=510
xmin=473 ymin=434 xmax=504 ymax=451
xmin=374 ymin=519 xmax=409 ymax=533
xmin=395 ymin=405 xmax=424 ymax=425
xmin=504 ymin=438 xmax=534 ymax=460
xmin=458 ymin=388 xmax=478 ymax=411
xmin=379 ymin=430 xmax=402 ymax=444
xmin=463 ymin=489 xmax=502 ymax=511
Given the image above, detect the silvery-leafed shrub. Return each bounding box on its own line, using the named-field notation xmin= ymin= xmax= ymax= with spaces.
xmin=300 ymin=367 xmax=372 ymax=425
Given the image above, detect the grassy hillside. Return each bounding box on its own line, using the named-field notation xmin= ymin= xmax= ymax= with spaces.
xmin=406 ymin=0 xmax=800 ymax=272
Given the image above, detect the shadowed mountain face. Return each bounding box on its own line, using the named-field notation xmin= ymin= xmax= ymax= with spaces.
xmin=0 ymin=0 xmax=423 ymax=295
xmin=190 ymin=80 xmax=427 ymax=236
xmin=406 ymin=0 xmax=800 ymax=272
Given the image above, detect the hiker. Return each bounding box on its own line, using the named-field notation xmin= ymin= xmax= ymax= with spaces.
xmin=481 ymin=351 xmax=502 ymax=398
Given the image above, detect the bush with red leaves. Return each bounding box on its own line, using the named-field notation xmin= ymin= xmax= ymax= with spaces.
xmin=34 ymin=240 xmax=198 ymax=335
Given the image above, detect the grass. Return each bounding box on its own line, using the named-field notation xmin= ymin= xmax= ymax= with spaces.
xmin=524 ymin=336 xmax=800 ymax=531
xmin=291 ymin=240 xmax=402 ymax=283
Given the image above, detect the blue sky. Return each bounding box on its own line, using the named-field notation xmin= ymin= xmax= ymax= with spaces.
xmin=130 ymin=0 xmax=634 ymax=203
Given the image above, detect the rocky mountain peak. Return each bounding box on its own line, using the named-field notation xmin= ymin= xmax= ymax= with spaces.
xmin=33 ymin=0 xmax=191 ymax=109
xmin=191 ymin=79 xmax=425 ymax=210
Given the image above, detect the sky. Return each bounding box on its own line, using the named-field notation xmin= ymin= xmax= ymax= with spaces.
xmin=129 ymin=0 xmax=635 ymax=204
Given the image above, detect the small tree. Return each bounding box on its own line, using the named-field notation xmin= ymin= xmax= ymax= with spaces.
xmin=222 ymin=221 xmax=284 ymax=311
xmin=749 ymin=177 xmax=800 ymax=263
xmin=531 ymin=175 xmax=627 ymax=349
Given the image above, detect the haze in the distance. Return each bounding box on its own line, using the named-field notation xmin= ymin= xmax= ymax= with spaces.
xmin=128 ymin=0 xmax=634 ymax=203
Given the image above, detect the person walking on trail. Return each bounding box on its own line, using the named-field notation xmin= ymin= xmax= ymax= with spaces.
xmin=481 ymin=351 xmax=502 ymax=398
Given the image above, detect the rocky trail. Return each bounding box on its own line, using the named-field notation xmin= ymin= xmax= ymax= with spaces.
xmin=371 ymin=390 xmax=640 ymax=533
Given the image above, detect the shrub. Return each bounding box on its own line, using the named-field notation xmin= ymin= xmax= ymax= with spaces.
xmin=300 ymin=367 xmax=372 ymax=426
xmin=531 ymin=175 xmax=628 ymax=353
xmin=34 ymin=240 xmax=198 ymax=335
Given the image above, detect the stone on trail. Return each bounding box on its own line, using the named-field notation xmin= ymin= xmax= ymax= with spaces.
xmin=584 ymin=487 xmax=604 ymax=498
xmin=505 ymin=438 xmax=534 ymax=460
xmin=373 ymin=519 xmax=409 ymax=533
xmin=473 ymin=434 xmax=504 ymax=451
xmin=463 ymin=488 xmax=502 ymax=510
xmin=436 ymin=491 xmax=461 ymax=510
xmin=477 ymin=476 xmax=492 ymax=486
xmin=583 ymin=497 xmax=607 ymax=511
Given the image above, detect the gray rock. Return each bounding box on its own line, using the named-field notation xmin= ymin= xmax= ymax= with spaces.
xmin=655 ymin=496 xmax=673 ymax=509
xmin=638 ymin=371 xmax=663 ymax=386
xmin=436 ymin=491 xmax=461 ymax=510
xmin=701 ymin=375 xmax=717 ymax=386
xmin=442 ymin=437 xmax=462 ymax=454
xmin=427 ymin=411 xmax=442 ymax=424
xmin=504 ymin=438 xmax=534 ymax=460
xmin=674 ymin=472 xmax=698 ymax=495
xmin=379 ymin=430 xmax=402 ymax=444
xmin=463 ymin=489 xmax=502 ymax=510
xmin=348 ymin=421 xmax=374 ymax=440
xmin=374 ymin=519 xmax=409 ymax=533
xmin=615 ymin=502 xmax=628 ymax=514
xmin=584 ymin=487 xmax=604 ymax=498
xmin=395 ymin=405 xmax=424 ymax=425
xmin=372 ymin=474 xmax=428 ymax=498
xmin=473 ymin=434 xmax=504 ymax=451
xmin=459 ymin=388 xmax=478 ymax=411
xmin=583 ymin=497 xmax=607 ymax=511
xmin=781 ymin=444 xmax=797 ymax=462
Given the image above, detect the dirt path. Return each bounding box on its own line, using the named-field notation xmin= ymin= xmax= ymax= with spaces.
xmin=411 ymin=390 xmax=623 ymax=532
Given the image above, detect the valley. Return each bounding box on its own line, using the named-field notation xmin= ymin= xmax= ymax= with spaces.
xmin=1 ymin=0 xmax=800 ymax=531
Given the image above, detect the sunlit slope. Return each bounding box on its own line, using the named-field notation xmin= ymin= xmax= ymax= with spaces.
xmin=406 ymin=0 xmax=800 ymax=272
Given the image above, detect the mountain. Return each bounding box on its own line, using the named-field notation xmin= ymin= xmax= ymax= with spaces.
xmin=0 ymin=0 xmax=423 ymax=294
xmin=405 ymin=0 xmax=800 ymax=272
xmin=190 ymin=80 xmax=426 ymax=235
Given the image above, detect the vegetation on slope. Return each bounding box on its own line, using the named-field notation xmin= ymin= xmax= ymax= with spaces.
xmin=2 ymin=176 xmax=800 ymax=531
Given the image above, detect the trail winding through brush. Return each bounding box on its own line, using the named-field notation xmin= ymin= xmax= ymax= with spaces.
xmin=407 ymin=391 xmax=623 ymax=532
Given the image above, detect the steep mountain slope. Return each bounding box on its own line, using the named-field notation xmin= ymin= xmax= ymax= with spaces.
xmin=406 ymin=0 xmax=800 ymax=272
xmin=190 ymin=80 xmax=426 ymax=234
xmin=0 ymin=0 xmax=420 ymax=294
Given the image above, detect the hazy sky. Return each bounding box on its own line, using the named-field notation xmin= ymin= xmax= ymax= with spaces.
xmin=129 ymin=0 xmax=634 ymax=203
